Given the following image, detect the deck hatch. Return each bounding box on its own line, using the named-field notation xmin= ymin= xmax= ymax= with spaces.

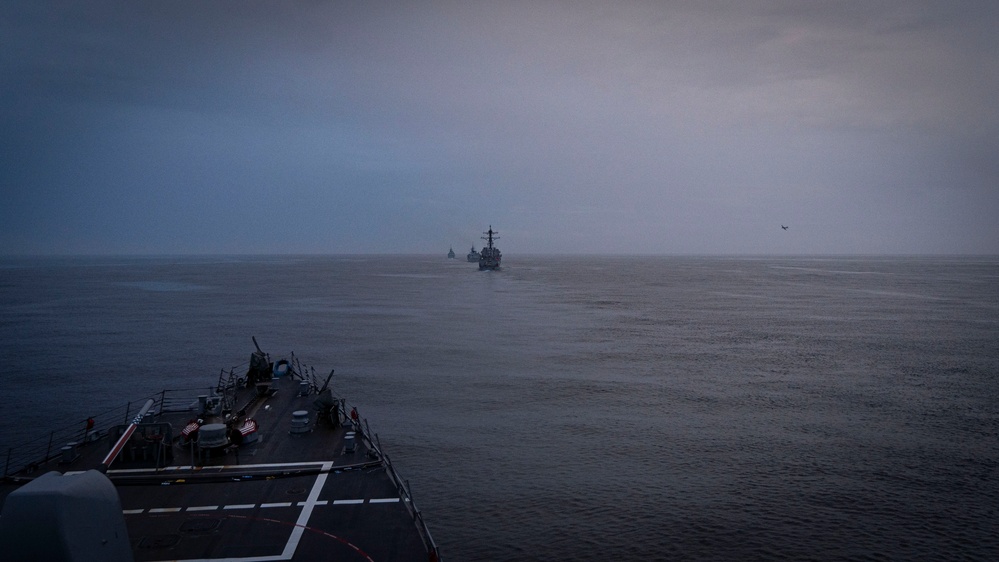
xmin=138 ymin=534 xmax=181 ymax=549
xmin=181 ymin=518 xmax=222 ymax=533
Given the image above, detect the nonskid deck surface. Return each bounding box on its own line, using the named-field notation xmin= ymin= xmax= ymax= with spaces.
xmin=119 ymin=461 xmax=426 ymax=561
xmin=1 ymin=365 xmax=436 ymax=562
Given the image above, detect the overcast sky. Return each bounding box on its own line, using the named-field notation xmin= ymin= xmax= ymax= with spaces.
xmin=2 ymin=1 xmax=997 ymax=255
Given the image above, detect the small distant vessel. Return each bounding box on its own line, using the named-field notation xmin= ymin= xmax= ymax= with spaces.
xmin=447 ymin=247 xmax=455 ymax=259
xmin=478 ymin=226 xmax=501 ymax=270
xmin=466 ymin=247 xmax=480 ymax=262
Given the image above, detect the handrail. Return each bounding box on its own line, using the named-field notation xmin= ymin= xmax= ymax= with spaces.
xmin=354 ymin=412 xmax=441 ymax=560
xmin=3 ymin=399 xmax=140 ymax=478
xmin=2 ymin=388 xmax=206 ymax=478
xmin=3 ymin=349 xmax=291 ymax=479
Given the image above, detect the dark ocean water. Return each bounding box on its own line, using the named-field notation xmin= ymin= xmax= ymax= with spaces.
xmin=2 ymin=255 xmax=997 ymax=560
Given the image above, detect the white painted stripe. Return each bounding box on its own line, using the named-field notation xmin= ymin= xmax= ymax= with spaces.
xmin=141 ymin=463 xmax=352 ymax=562
xmin=106 ymin=460 xmax=336 ymax=474
xmin=369 ymin=498 xmax=400 ymax=504
xmin=148 ymin=507 xmax=182 ymax=513
xmin=122 ymin=509 xmax=144 ymax=514
xmin=139 ymin=532 xmax=291 ymax=562
xmin=282 ymin=461 xmax=333 ymax=559
xmin=110 ymin=466 xmax=183 ymax=474
xmin=332 ymin=499 xmax=364 ymax=505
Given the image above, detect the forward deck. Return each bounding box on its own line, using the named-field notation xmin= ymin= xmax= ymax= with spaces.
xmin=1 ymin=351 xmax=439 ymax=562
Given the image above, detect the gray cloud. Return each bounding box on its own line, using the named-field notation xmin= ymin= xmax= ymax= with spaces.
xmin=2 ymin=1 xmax=997 ymax=255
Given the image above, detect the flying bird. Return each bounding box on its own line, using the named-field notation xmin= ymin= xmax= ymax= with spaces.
xmin=781 ymin=225 xmax=788 ymax=230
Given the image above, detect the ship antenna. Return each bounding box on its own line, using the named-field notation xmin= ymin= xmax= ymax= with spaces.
xmin=481 ymin=225 xmax=500 ymax=249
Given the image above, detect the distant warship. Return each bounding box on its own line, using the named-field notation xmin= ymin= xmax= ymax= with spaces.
xmin=478 ymin=226 xmax=501 ymax=270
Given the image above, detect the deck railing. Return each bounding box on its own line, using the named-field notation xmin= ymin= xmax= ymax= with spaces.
xmin=358 ymin=413 xmax=441 ymax=561
xmin=1 ymin=387 xmax=225 ymax=478
xmin=3 ymin=399 xmax=139 ymax=478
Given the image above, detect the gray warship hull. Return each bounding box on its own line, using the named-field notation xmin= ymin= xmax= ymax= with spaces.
xmin=0 ymin=341 xmax=440 ymax=562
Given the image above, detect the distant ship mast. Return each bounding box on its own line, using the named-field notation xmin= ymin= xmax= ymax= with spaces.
xmin=482 ymin=226 xmax=499 ymax=250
